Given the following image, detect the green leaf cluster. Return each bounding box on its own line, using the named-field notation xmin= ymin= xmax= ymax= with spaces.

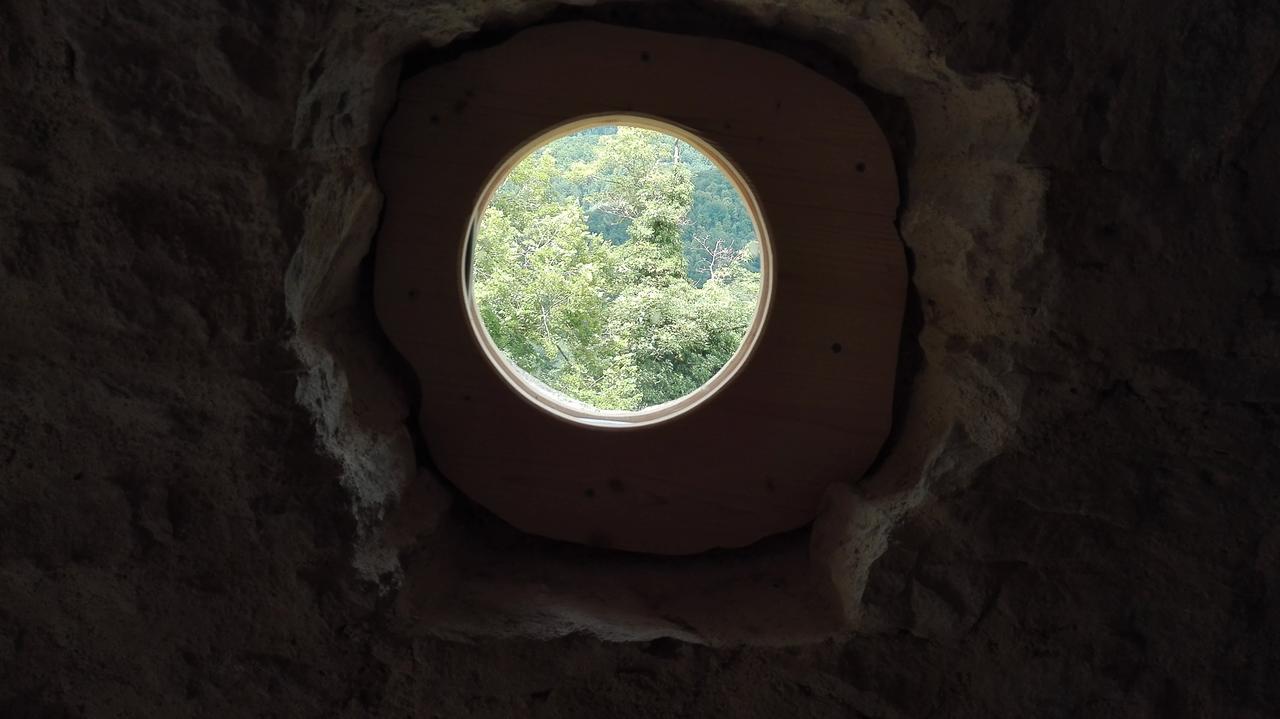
xmin=473 ymin=125 xmax=763 ymax=411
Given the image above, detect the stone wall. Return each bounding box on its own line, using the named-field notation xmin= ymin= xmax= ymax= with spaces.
xmin=2 ymin=0 xmax=1277 ymax=716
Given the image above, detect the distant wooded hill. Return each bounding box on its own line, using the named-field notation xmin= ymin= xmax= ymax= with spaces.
xmin=472 ymin=125 xmax=763 ymax=411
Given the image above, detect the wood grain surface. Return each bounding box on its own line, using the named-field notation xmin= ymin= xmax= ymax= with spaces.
xmin=375 ymin=22 xmax=905 ymax=554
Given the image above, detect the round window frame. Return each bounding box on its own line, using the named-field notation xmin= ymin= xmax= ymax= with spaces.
xmin=464 ymin=114 xmax=775 ymax=429
xmin=373 ymin=22 xmax=906 ymax=554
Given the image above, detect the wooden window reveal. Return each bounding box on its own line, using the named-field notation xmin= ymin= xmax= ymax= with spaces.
xmin=374 ymin=22 xmax=905 ymax=554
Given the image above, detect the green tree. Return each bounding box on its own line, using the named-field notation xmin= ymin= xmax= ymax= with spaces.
xmin=472 ymin=125 xmax=763 ymax=411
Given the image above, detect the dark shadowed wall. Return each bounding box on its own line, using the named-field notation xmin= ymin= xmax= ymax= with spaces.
xmin=2 ymin=0 xmax=1278 ymax=716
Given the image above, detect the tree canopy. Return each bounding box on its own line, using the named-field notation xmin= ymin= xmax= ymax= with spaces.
xmin=472 ymin=124 xmax=763 ymax=411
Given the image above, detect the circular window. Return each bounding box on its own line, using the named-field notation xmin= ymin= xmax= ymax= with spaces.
xmin=465 ymin=117 xmax=772 ymax=427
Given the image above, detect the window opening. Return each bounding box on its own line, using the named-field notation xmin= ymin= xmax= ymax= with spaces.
xmin=466 ymin=117 xmax=772 ymax=427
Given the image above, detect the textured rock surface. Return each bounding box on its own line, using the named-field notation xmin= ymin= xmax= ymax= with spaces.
xmin=2 ymin=0 xmax=1278 ymax=717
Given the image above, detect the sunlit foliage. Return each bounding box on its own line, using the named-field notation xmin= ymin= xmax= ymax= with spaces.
xmin=473 ymin=125 xmax=762 ymax=411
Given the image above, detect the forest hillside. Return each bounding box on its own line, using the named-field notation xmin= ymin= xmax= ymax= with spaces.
xmin=472 ymin=125 xmax=764 ymax=411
